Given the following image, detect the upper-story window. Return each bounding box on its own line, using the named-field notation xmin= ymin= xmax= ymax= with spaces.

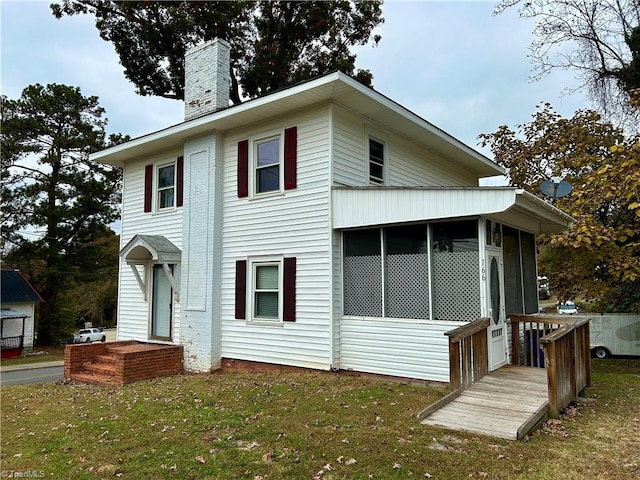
xmin=157 ymin=163 xmax=176 ymax=209
xmin=368 ymin=137 xmax=386 ymax=185
xmin=255 ymin=136 xmax=281 ymax=195
xmin=144 ymin=157 xmax=183 ymax=213
xmin=237 ymin=127 xmax=297 ymax=199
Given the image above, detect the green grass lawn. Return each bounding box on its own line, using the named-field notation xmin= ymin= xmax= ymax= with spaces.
xmin=1 ymin=353 xmax=64 ymax=367
xmin=1 ymin=359 xmax=638 ymax=479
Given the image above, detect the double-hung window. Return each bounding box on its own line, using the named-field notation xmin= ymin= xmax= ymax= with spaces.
xmin=143 ymin=157 xmax=182 ymax=213
xmin=255 ymin=136 xmax=281 ymax=195
xmin=235 ymin=256 xmax=296 ymax=323
xmin=253 ymin=261 xmax=280 ymax=321
xmin=368 ymin=137 xmax=386 ymax=185
xmin=237 ymin=127 xmax=296 ymax=198
xmin=157 ymin=163 xmax=176 ymax=209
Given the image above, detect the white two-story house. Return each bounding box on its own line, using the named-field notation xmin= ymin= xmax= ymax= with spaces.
xmin=93 ymin=39 xmax=572 ymax=382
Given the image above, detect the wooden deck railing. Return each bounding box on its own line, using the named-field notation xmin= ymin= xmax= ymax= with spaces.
xmin=510 ymin=314 xmax=591 ymax=417
xmin=509 ymin=314 xmax=577 ymax=368
xmin=417 ymin=317 xmax=490 ymax=421
xmin=445 ymin=317 xmax=490 ymax=392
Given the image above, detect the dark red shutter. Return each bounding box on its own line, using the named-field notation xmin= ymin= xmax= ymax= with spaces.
xmin=235 ymin=260 xmax=247 ymax=319
xmin=144 ymin=164 xmax=153 ymax=212
xmin=237 ymin=140 xmax=249 ymax=198
xmin=176 ymin=156 xmax=184 ymax=207
xmin=283 ymin=257 xmax=296 ymax=322
xmin=284 ymin=126 xmax=297 ymax=190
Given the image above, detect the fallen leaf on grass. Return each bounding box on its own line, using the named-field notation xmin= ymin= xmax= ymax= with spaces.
xmin=262 ymin=452 xmax=275 ymax=462
xmin=195 ymin=455 xmax=206 ymax=464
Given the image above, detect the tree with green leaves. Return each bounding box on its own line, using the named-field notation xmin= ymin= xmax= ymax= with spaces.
xmin=1 ymin=83 xmax=126 ymax=344
xmin=51 ymin=1 xmax=383 ymax=105
xmin=480 ymin=104 xmax=640 ymax=312
xmin=495 ymin=0 xmax=640 ymax=129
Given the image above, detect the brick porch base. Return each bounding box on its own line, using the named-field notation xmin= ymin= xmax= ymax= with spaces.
xmin=64 ymin=340 xmax=183 ymax=385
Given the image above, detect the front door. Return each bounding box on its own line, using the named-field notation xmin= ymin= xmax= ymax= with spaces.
xmin=151 ymin=265 xmax=173 ymax=340
xmin=486 ymin=250 xmax=507 ymax=370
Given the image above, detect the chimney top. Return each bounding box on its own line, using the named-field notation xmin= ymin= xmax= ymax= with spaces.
xmin=184 ymin=38 xmax=231 ymax=121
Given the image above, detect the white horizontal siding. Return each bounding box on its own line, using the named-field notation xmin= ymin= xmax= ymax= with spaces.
xmin=340 ymin=318 xmax=461 ymax=382
xmin=333 ymin=106 xmax=478 ymax=187
xmin=220 ymin=106 xmax=333 ymax=369
xmin=331 ymin=231 xmax=343 ymax=368
xmin=118 ymin=152 xmax=184 ymax=343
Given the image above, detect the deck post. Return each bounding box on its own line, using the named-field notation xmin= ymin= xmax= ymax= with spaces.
xmin=449 ymin=341 xmax=461 ymax=391
xmin=445 ymin=318 xmax=490 ymax=393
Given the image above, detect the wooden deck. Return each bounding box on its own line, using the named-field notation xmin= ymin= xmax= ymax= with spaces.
xmin=420 ymin=365 xmax=548 ymax=440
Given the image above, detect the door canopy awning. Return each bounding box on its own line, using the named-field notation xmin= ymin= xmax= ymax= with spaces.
xmin=119 ymin=235 xmax=182 ymax=265
xmin=119 ymin=235 xmax=182 ymax=300
xmin=332 ymin=186 xmax=573 ymax=234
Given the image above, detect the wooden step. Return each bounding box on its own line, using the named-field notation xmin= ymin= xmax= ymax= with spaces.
xmin=71 ymin=371 xmax=119 ymax=386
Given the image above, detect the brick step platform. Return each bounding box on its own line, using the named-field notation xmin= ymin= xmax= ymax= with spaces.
xmin=65 ymin=341 xmax=183 ymax=386
xmin=71 ymin=371 xmax=118 ymax=386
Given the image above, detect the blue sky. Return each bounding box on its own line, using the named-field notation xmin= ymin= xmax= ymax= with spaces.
xmin=1 ymin=1 xmax=590 ymax=184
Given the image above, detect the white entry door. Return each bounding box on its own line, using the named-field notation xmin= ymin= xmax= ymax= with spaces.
xmin=486 ymin=250 xmax=507 ymax=370
xmin=151 ymin=265 xmax=173 ymax=340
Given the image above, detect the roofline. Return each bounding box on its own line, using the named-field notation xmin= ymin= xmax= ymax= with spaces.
xmin=333 ymin=73 xmax=505 ymax=176
xmin=91 ymin=72 xmax=505 ymax=176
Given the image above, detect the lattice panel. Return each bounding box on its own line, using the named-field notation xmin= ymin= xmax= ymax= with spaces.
xmin=344 ymin=255 xmax=383 ymax=316
xmin=432 ymin=250 xmax=481 ymax=321
xmin=386 ymin=253 xmax=429 ymax=319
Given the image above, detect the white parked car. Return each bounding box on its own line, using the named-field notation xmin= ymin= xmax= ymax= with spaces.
xmin=557 ymin=301 xmax=578 ymax=315
xmin=73 ymin=328 xmax=106 ymax=343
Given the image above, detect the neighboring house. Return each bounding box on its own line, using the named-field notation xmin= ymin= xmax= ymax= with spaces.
xmin=93 ymin=39 xmax=572 ymax=382
xmin=1 ymin=269 xmax=43 ymax=357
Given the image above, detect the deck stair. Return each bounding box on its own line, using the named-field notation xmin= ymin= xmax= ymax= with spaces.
xmin=419 ymin=365 xmax=549 ymax=440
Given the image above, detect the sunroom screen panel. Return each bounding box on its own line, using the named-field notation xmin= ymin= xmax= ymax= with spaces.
xmin=385 ymin=225 xmax=429 ymax=319
xmin=344 ymin=229 xmax=382 ymax=317
xmin=432 ymin=250 xmax=481 ymax=321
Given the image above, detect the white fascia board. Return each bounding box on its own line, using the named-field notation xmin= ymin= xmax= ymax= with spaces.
xmin=91 ymin=73 xmax=344 ymax=167
xmin=331 ymin=186 xmax=572 ymax=233
xmin=91 ymin=72 xmax=504 ymax=177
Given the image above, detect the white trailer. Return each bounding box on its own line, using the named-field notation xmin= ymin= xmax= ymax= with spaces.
xmin=589 ymin=314 xmax=640 ymax=358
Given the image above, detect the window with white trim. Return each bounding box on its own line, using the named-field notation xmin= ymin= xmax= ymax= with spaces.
xmin=254 ymin=135 xmax=281 ymax=195
xmin=368 ymin=137 xmax=386 ymax=185
xmin=157 ymin=163 xmax=176 ymax=210
xmin=251 ymin=259 xmax=282 ymax=322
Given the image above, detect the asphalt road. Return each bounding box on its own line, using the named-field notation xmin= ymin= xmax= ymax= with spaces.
xmin=0 ymin=365 xmax=63 ymax=386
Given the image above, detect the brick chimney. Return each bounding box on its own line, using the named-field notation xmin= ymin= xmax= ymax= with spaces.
xmin=184 ymin=38 xmax=231 ymax=121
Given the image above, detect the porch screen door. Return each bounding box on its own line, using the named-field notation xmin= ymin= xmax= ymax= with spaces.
xmin=487 ymin=251 xmax=507 ymax=370
xmin=152 ymin=265 xmax=172 ymax=340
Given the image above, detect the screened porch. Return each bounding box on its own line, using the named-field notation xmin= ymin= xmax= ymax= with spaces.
xmin=332 ymin=186 xmax=573 ymax=382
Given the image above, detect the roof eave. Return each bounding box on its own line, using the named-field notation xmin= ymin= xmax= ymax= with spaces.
xmin=91 ymin=72 xmax=504 ymax=177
